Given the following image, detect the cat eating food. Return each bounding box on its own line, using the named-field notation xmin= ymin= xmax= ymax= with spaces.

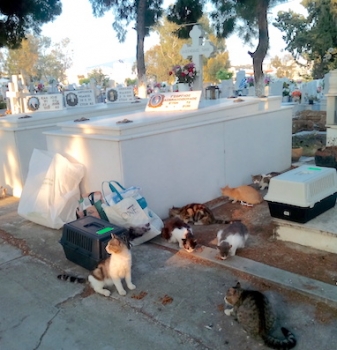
xmin=224 ymin=282 xmax=296 ymax=349
xmin=221 ymin=185 xmax=263 ymax=206
xmin=169 ymin=203 xmax=224 ymax=225
xmin=58 ymin=233 xmax=136 ymax=296
xmin=251 ymin=172 xmax=280 ymax=190
xmin=161 ymin=217 xmax=197 ymax=252
xmin=217 ymin=221 xmax=249 ymax=259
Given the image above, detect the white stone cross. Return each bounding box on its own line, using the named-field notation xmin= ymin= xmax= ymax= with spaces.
xmin=180 ymin=25 xmax=215 ymax=92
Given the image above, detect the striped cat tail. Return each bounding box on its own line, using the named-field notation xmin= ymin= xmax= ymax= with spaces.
xmin=262 ymin=327 xmax=296 ymax=349
xmin=57 ymin=274 xmax=86 ymax=284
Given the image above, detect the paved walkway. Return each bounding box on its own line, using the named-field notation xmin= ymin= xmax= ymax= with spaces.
xmin=0 ymin=196 xmax=336 ymax=350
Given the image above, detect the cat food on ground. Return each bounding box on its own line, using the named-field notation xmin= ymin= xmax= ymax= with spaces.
xmin=131 ymin=291 xmax=148 ymax=300
xmin=160 ymin=294 xmax=174 ymax=305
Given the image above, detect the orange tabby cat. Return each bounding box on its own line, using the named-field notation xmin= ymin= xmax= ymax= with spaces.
xmin=221 ymin=185 xmax=263 ymax=206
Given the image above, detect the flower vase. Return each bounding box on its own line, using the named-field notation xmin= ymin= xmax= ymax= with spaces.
xmin=178 ymin=83 xmax=189 ymax=92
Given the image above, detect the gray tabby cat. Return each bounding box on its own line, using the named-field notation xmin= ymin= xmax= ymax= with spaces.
xmin=224 ymin=282 xmax=296 ymax=349
xmin=216 ymin=221 xmax=249 ymax=259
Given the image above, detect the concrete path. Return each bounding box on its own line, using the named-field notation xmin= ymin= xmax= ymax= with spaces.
xmin=0 ymin=196 xmax=336 ymax=350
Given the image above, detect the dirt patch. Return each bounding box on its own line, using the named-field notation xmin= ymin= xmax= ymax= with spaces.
xmin=186 ymin=197 xmax=337 ymax=287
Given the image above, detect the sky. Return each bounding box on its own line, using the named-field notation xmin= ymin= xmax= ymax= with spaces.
xmin=41 ymin=0 xmax=308 ymax=79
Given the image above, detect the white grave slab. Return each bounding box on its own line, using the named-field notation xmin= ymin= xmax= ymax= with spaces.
xmin=106 ymin=86 xmax=135 ymax=104
xmin=0 ymin=100 xmax=148 ymax=196
xmin=234 ymin=71 xmax=246 ymax=91
xmin=24 ymin=94 xmax=64 ymax=113
xmin=45 ymin=98 xmax=292 ymax=218
xmin=269 ymin=81 xmax=283 ymax=96
xmin=64 ymin=89 xmax=95 ymax=108
xmin=146 ymin=91 xmax=201 ymax=111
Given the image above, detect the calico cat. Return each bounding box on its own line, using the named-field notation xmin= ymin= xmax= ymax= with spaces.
xmin=161 ymin=217 xmax=197 ymax=252
xmin=217 ymin=221 xmax=249 ymax=259
xmin=221 ymin=185 xmax=263 ymax=206
xmin=251 ymin=172 xmax=280 ymax=190
xmin=169 ymin=203 xmax=224 ymax=225
xmin=58 ymin=233 xmax=136 ymax=296
xmin=224 ymin=282 xmax=296 ymax=349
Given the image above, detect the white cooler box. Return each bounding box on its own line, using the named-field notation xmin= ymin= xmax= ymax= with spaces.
xmin=264 ymin=165 xmax=337 ymax=223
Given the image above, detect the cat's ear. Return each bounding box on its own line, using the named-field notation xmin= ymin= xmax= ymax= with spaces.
xmin=235 ymin=282 xmax=241 ymax=288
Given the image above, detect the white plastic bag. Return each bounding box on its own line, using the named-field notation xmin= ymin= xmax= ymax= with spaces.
xmin=18 ymin=149 xmax=85 ymax=229
xmin=101 ymin=180 xmax=163 ymax=245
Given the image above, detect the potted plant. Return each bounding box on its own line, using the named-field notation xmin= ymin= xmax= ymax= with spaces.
xmin=315 ymin=140 xmax=337 ymax=169
xmin=282 ymin=89 xmax=290 ymax=102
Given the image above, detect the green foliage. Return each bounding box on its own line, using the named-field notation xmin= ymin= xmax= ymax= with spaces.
xmin=79 ymin=78 xmax=90 ymax=85
xmin=273 ymin=0 xmax=337 ymax=78
xmin=89 ymin=0 xmax=164 ymax=80
xmin=125 ymin=77 xmax=138 ymax=86
xmin=0 ymin=0 xmax=62 ymax=49
xmin=166 ymin=0 xmax=203 ymax=38
xmin=0 ymin=101 xmax=7 ymax=109
xmin=3 ymin=35 xmax=73 ymax=83
xmin=88 ymin=69 xmax=109 ymax=87
xmin=215 ymin=69 xmax=233 ymax=81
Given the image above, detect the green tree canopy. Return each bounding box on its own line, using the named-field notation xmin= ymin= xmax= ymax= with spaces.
xmin=0 ymin=0 xmax=62 ymax=49
xmin=3 ymin=35 xmax=72 ymax=83
xmin=273 ymin=0 xmax=337 ymax=78
xmin=89 ymin=0 xmax=163 ymax=84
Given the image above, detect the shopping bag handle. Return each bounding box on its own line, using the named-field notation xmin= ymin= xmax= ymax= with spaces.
xmin=102 ymin=181 xmax=125 ymax=205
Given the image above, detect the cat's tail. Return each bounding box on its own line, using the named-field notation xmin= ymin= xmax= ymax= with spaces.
xmin=262 ymin=327 xmax=296 ymax=349
xmin=57 ymin=274 xmax=86 ymax=284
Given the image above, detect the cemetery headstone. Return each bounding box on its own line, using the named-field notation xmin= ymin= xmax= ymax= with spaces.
xmin=269 ymin=81 xmax=283 ymax=96
xmin=234 ymin=70 xmax=246 ymax=95
xmin=180 ymin=25 xmax=215 ymax=94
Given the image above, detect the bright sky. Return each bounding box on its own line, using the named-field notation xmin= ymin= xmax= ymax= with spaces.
xmin=41 ymin=0 xmax=307 ymax=77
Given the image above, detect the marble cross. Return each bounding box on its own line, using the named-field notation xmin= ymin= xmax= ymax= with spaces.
xmin=180 ymin=25 xmax=215 ymax=92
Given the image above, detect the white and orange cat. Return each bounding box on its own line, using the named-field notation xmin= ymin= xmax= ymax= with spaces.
xmin=58 ymin=233 xmax=136 ymax=296
xmin=161 ymin=217 xmax=197 ymax=252
xmin=221 ymin=185 xmax=263 ymax=206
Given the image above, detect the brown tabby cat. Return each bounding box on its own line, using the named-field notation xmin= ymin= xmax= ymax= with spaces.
xmin=221 ymin=185 xmax=263 ymax=206
xmin=224 ymin=282 xmax=296 ymax=349
xmin=58 ymin=233 xmax=135 ymax=296
xmin=169 ymin=203 xmax=224 ymax=225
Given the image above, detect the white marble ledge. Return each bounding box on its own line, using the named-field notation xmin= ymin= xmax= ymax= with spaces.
xmin=52 ymin=98 xmax=261 ymax=132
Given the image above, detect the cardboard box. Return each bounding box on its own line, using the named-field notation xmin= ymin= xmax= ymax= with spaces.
xmin=60 ymin=216 xmax=127 ymax=270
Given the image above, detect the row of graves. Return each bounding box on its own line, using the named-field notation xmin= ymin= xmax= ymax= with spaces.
xmin=4 ymin=75 xmax=137 ymax=115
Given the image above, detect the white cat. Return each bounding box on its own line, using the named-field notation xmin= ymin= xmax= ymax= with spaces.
xmin=217 ymin=221 xmax=249 ymax=259
xmin=88 ymin=234 xmax=136 ymax=296
xmin=161 ymin=217 xmax=197 ymax=252
xmin=58 ymin=234 xmax=136 ymax=296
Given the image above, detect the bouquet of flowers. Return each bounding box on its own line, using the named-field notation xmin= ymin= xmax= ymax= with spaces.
xmin=291 ymin=90 xmax=302 ymax=98
xmin=264 ymin=75 xmax=271 ymax=86
xmin=169 ymin=62 xmax=197 ymax=84
xmin=246 ymin=76 xmax=254 ymax=87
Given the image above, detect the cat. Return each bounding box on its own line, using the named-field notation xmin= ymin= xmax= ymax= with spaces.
xmin=169 ymin=203 xmax=224 ymax=225
xmin=128 ymin=223 xmax=151 ymax=241
xmin=216 ymin=221 xmax=249 ymax=259
xmin=58 ymin=233 xmax=136 ymax=296
xmin=251 ymin=172 xmax=280 ymax=190
xmin=221 ymin=185 xmax=263 ymax=206
xmin=224 ymin=282 xmax=296 ymax=350
xmin=161 ymin=217 xmax=197 ymax=252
